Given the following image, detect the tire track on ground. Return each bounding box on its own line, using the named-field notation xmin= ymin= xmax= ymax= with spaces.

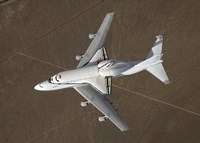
xmin=0 ymin=0 xmax=104 ymax=64
xmin=25 ymin=110 xmax=96 ymax=143
xmin=113 ymin=84 xmax=200 ymax=117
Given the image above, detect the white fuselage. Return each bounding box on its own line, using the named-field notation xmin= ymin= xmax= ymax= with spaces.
xmin=34 ymin=59 xmax=151 ymax=91
xmin=54 ymin=65 xmax=99 ymax=84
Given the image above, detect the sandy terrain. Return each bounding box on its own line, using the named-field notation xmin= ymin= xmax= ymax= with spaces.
xmin=0 ymin=0 xmax=200 ymax=143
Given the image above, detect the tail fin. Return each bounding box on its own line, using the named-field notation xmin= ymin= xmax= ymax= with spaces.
xmin=146 ymin=35 xmax=163 ymax=59
xmin=146 ymin=35 xmax=170 ymax=84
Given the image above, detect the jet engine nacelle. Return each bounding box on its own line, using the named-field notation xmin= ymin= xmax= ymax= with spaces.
xmin=81 ymin=101 xmax=90 ymax=107
xmin=98 ymin=116 xmax=108 ymax=122
xmin=76 ymin=55 xmax=83 ymax=61
xmin=88 ymin=33 xmax=96 ymax=39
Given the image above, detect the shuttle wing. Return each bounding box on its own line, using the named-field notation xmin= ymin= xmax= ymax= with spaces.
xmin=74 ymin=85 xmax=129 ymax=131
xmin=86 ymin=76 xmax=112 ymax=95
xmin=77 ymin=12 xmax=114 ymax=68
xmin=89 ymin=47 xmax=108 ymax=63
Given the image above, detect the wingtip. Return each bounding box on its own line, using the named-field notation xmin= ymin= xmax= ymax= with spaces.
xmin=121 ymin=126 xmax=129 ymax=132
xmin=163 ymin=80 xmax=171 ymax=84
xmin=156 ymin=35 xmax=163 ymax=39
xmin=107 ymin=12 xmax=115 ymax=15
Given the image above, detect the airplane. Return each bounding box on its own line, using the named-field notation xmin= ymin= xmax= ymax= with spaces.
xmin=34 ymin=12 xmax=170 ymax=131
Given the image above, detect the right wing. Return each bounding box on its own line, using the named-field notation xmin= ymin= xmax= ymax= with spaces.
xmin=77 ymin=12 xmax=114 ymax=68
xmin=74 ymin=85 xmax=129 ymax=131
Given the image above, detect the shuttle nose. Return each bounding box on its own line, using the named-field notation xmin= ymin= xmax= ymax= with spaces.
xmin=34 ymin=80 xmax=50 ymax=91
xmin=34 ymin=84 xmax=40 ymax=91
xmin=34 ymin=83 xmax=44 ymax=91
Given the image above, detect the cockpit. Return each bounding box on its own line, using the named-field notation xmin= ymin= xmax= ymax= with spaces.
xmin=48 ymin=77 xmax=53 ymax=83
xmin=48 ymin=74 xmax=62 ymax=84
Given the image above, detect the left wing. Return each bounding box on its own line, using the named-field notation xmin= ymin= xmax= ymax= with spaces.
xmin=77 ymin=12 xmax=114 ymax=68
xmin=74 ymin=85 xmax=129 ymax=131
xmin=89 ymin=47 xmax=108 ymax=63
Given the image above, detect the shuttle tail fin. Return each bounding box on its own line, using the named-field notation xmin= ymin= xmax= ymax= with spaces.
xmin=146 ymin=35 xmax=163 ymax=59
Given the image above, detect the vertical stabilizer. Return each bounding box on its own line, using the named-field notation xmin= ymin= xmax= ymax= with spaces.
xmin=146 ymin=35 xmax=163 ymax=59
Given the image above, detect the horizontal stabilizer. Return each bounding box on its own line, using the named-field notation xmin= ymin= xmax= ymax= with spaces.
xmin=146 ymin=63 xmax=170 ymax=84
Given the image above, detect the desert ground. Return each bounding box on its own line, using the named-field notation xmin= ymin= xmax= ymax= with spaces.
xmin=0 ymin=0 xmax=200 ymax=143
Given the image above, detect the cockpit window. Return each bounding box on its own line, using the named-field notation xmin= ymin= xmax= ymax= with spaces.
xmin=55 ymin=75 xmax=59 ymax=82
xmin=48 ymin=77 xmax=53 ymax=83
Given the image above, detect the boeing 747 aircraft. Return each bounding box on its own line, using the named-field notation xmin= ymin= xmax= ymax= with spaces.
xmin=34 ymin=12 xmax=170 ymax=131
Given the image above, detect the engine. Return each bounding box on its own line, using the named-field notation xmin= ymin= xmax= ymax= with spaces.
xmin=81 ymin=101 xmax=90 ymax=107
xmin=88 ymin=33 xmax=96 ymax=39
xmin=75 ymin=55 xmax=83 ymax=61
xmin=98 ymin=116 xmax=108 ymax=122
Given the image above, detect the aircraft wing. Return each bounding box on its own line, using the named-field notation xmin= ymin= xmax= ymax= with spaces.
xmin=77 ymin=12 xmax=114 ymax=68
xmin=74 ymin=85 xmax=129 ymax=131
